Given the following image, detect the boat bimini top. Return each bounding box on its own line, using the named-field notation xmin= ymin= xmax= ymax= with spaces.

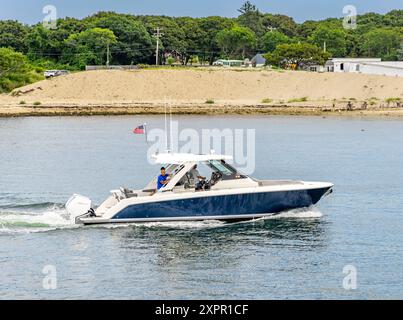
xmin=151 ymin=152 xmax=233 ymax=165
xmin=145 ymin=152 xmax=253 ymax=193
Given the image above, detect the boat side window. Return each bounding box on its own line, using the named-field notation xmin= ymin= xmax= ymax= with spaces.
xmin=170 ymin=164 xmax=184 ymax=177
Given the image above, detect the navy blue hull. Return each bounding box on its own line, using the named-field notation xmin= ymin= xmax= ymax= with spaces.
xmin=112 ymin=187 xmax=331 ymax=221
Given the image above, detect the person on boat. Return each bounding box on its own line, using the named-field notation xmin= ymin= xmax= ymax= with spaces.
xmin=157 ymin=167 xmax=170 ymax=190
xmin=190 ymin=165 xmax=205 ymax=182
xmin=190 ymin=165 xmax=206 ymax=190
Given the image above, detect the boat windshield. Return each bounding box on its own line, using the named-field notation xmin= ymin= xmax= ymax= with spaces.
xmin=207 ymin=160 xmax=246 ymax=180
xmin=208 ymin=160 xmax=235 ymax=176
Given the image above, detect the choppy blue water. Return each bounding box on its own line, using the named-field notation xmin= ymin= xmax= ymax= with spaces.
xmin=0 ymin=115 xmax=402 ymax=299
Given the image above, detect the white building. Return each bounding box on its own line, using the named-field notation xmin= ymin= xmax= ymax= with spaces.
xmin=327 ymin=58 xmax=381 ymax=73
xmin=358 ymin=61 xmax=403 ymax=77
xmin=326 ymin=58 xmax=403 ymax=77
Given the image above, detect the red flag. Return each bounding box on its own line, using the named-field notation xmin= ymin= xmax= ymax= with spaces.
xmin=133 ymin=125 xmax=145 ymax=134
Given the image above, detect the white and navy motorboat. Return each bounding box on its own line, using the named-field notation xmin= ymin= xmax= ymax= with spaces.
xmin=66 ymin=152 xmax=333 ymax=225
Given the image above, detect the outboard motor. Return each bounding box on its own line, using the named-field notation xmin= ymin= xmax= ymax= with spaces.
xmin=66 ymin=194 xmax=93 ymax=224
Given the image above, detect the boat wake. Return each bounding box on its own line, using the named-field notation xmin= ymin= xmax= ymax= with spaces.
xmin=264 ymin=206 xmax=323 ymax=219
xmin=0 ymin=202 xmax=323 ymax=234
xmin=98 ymin=207 xmax=324 ymax=230
xmin=0 ymin=202 xmax=76 ymax=234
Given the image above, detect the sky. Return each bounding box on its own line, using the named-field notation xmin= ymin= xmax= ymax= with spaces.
xmin=0 ymin=0 xmax=402 ymax=24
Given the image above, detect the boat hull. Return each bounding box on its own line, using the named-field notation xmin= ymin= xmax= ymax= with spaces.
xmin=81 ymin=186 xmax=332 ymax=225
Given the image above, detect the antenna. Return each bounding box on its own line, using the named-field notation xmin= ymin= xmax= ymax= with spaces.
xmin=164 ymin=98 xmax=168 ymax=151
xmin=169 ymin=101 xmax=173 ymax=152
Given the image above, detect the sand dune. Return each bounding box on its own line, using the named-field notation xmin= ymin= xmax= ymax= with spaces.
xmin=1 ymin=69 xmax=402 ymax=111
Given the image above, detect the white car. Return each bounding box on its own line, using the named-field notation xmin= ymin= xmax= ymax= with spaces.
xmin=44 ymin=70 xmax=69 ymax=78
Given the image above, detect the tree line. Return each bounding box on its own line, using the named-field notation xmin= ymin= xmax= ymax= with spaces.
xmin=0 ymin=1 xmax=402 ymax=92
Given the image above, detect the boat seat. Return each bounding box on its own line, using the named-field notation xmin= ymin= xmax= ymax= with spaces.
xmin=120 ymin=187 xmax=138 ymax=199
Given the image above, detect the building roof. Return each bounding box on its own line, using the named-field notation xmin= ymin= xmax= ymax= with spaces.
xmin=252 ymin=54 xmax=266 ymax=65
xmin=329 ymin=58 xmax=382 ymax=63
xmin=215 ymin=59 xmax=243 ymax=63
xmin=363 ymin=61 xmax=403 ymax=69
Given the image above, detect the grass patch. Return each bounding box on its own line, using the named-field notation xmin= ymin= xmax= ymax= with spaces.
xmin=385 ymin=97 xmax=401 ymax=103
xmin=261 ymin=98 xmax=273 ymax=104
xmin=287 ymin=97 xmax=308 ymax=103
xmin=205 ymin=99 xmax=215 ymax=104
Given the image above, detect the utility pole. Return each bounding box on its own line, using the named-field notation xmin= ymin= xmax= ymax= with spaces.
xmin=323 ymin=41 xmax=327 ymax=53
xmin=106 ymin=41 xmax=110 ymax=68
xmin=153 ymin=27 xmax=163 ymax=65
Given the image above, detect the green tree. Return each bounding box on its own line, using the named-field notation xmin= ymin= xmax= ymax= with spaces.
xmin=87 ymin=13 xmax=153 ymax=64
xmin=174 ymin=17 xmax=207 ymax=64
xmin=0 ymin=20 xmax=29 ymax=53
xmin=237 ymin=2 xmax=265 ymax=38
xmin=298 ymin=20 xmax=319 ymax=39
xmin=309 ymin=26 xmax=347 ymax=57
xmin=63 ymin=28 xmax=117 ymax=69
xmin=397 ymin=43 xmax=403 ymax=61
xmin=25 ymin=25 xmax=60 ymax=60
xmin=264 ymin=43 xmax=330 ymax=69
xmin=361 ymin=28 xmax=402 ymax=60
xmin=137 ymin=16 xmax=187 ymax=55
xmin=216 ymin=25 xmax=256 ymax=58
xmin=166 ymin=56 xmax=175 ymax=65
xmin=0 ymin=47 xmax=43 ymax=93
xmin=238 ymin=1 xmax=257 ymax=14
xmin=25 ymin=18 xmax=84 ymax=63
xmin=262 ymin=30 xmax=291 ymax=52
xmin=261 ymin=14 xmax=298 ymax=37
xmin=356 ymin=12 xmax=385 ymax=32
xmin=197 ymin=16 xmax=235 ymax=64
xmin=383 ymin=10 xmax=403 ymax=27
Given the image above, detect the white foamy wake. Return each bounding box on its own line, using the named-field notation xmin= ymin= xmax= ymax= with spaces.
xmin=142 ymin=220 xmax=226 ymax=229
xmin=0 ymin=204 xmax=76 ymax=234
xmin=264 ymin=206 xmax=323 ymax=220
xmin=107 ymin=207 xmax=323 ymax=230
xmin=0 ymin=203 xmax=323 ymax=234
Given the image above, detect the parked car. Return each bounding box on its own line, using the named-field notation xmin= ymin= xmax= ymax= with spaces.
xmin=44 ymin=70 xmax=69 ymax=78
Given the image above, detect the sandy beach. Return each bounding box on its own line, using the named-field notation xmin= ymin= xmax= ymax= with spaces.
xmin=1 ymin=68 xmax=402 ymax=117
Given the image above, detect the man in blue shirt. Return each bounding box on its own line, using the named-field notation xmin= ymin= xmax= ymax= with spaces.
xmin=157 ymin=167 xmax=170 ymax=190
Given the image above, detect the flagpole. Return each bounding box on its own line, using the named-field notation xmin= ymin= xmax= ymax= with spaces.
xmin=144 ymin=122 xmax=148 ymax=143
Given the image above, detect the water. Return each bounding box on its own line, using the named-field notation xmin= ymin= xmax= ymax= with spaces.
xmin=0 ymin=115 xmax=402 ymax=299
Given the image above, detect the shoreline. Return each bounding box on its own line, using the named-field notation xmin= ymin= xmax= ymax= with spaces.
xmin=1 ymin=69 xmax=402 ymax=118
xmin=1 ymin=104 xmax=403 ymax=118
